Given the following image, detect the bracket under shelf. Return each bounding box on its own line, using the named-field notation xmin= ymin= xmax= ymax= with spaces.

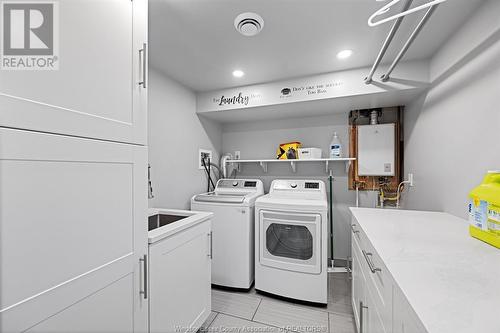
xmin=226 ymin=158 xmax=356 ymax=175
xmin=259 ymin=161 xmax=268 ymax=173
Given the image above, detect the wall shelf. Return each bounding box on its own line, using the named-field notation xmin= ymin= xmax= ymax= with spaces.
xmin=226 ymin=158 xmax=356 ymax=174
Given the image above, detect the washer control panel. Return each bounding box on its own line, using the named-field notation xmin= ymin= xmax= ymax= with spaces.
xmin=217 ymin=179 xmax=262 ymax=190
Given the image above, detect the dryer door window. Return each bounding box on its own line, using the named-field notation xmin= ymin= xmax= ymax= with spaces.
xmin=266 ymin=224 xmax=313 ymax=260
xmin=259 ymin=210 xmax=321 ymax=274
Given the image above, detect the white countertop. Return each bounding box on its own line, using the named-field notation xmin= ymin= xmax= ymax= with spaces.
xmin=350 ymin=208 xmax=500 ymax=333
xmin=148 ymin=208 xmax=213 ymax=244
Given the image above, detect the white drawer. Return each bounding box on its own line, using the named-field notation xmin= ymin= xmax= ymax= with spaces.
xmin=351 ymin=218 xmax=393 ymax=333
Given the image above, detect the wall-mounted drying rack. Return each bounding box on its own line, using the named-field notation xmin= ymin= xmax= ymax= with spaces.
xmin=225 ymin=158 xmax=356 ymax=174
xmin=365 ymin=0 xmax=445 ymax=84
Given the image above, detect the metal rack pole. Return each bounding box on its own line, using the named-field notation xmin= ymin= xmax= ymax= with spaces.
xmin=329 ymin=170 xmax=335 ymax=269
xmin=381 ymin=4 xmax=439 ymax=82
xmin=364 ymin=0 xmax=413 ymax=84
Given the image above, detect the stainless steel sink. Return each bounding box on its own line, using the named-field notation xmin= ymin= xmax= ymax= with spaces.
xmin=148 ymin=214 xmax=188 ymax=231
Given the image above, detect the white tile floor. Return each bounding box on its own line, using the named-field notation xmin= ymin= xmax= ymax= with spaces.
xmin=200 ymin=273 xmax=355 ymax=333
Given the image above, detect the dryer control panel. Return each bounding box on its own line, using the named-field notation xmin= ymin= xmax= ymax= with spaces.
xmin=269 ymin=180 xmax=326 ymax=198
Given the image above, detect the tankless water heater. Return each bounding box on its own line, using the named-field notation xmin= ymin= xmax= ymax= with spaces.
xmin=357 ymin=123 xmax=395 ymax=176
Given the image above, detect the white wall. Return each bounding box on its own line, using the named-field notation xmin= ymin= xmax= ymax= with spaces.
xmin=222 ymin=114 xmax=378 ymax=262
xmin=148 ymin=68 xmax=222 ymax=209
xmin=430 ymin=0 xmax=500 ymax=82
xmin=403 ymin=0 xmax=500 ymax=218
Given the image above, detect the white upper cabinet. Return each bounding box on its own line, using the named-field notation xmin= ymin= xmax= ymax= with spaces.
xmin=0 ymin=0 xmax=148 ymax=145
xmin=133 ymin=0 xmax=148 ymax=145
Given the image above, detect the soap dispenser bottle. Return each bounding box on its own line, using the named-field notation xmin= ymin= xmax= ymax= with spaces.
xmin=330 ymin=132 xmax=342 ymax=158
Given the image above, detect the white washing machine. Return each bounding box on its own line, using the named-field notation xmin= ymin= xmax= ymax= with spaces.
xmin=191 ymin=179 xmax=264 ymax=289
xmin=255 ymin=179 xmax=328 ymax=304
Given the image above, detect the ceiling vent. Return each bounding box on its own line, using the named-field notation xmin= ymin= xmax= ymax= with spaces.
xmin=234 ymin=12 xmax=264 ymax=37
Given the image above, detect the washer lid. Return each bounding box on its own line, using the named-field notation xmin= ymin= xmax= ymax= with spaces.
xmin=193 ymin=192 xmax=246 ymax=204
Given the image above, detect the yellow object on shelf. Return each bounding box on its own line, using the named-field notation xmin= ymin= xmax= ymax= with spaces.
xmin=276 ymin=141 xmax=301 ymax=160
xmin=469 ymin=171 xmax=500 ymax=249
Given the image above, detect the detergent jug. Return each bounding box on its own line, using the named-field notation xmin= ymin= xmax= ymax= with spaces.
xmin=469 ymin=171 xmax=500 ymax=248
xmin=329 ymin=132 xmax=342 ymax=158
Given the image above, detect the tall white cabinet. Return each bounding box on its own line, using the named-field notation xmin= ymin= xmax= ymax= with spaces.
xmin=0 ymin=1 xmax=149 ymax=332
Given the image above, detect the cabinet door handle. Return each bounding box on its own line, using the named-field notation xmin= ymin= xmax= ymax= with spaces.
xmin=138 ymin=43 xmax=147 ymax=88
xmin=351 ymin=224 xmax=360 ymax=234
xmin=362 ymin=250 xmax=382 ymax=273
xmin=360 ymin=301 xmax=368 ymax=333
xmin=139 ymin=254 xmax=148 ymax=299
xmin=208 ymin=232 xmax=213 ymax=259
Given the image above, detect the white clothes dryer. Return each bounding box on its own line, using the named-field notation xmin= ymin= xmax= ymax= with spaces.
xmin=255 ymin=179 xmax=328 ymax=304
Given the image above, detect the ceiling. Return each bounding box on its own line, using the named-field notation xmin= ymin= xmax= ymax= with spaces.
xmin=149 ymin=0 xmax=484 ymax=92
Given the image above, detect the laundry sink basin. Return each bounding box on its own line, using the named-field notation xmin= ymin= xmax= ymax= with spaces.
xmin=148 ymin=214 xmax=187 ymax=231
xmin=148 ymin=208 xmax=213 ymax=244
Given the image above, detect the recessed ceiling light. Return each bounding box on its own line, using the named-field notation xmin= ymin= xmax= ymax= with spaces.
xmin=337 ymin=49 xmax=353 ymax=60
xmin=232 ymin=70 xmax=245 ymax=78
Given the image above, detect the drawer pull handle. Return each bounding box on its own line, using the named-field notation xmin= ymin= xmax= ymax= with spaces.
xmin=208 ymin=232 xmax=213 ymax=259
xmin=139 ymin=43 xmax=147 ymax=88
xmin=362 ymin=250 xmax=382 ymax=273
xmin=351 ymin=224 xmax=360 ymax=234
xmin=139 ymin=254 xmax=148 ymax=299
xmin=360 ymin=301 xmax=368 ymax=333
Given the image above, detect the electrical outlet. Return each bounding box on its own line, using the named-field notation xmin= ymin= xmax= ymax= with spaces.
xmin=408 ymin=173 xmax=414 ymax=187
xmin=234 ymin=151 xmax=241 ymax=160
xmin=199 ymin=149 xmax=213 ymax=170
